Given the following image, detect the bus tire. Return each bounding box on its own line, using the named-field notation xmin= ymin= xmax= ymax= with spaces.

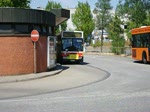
xmin=76 ymin=60 xmax=80 ymax=64
xmin=142 ymin=52 xmax=147 ymax=64
xmin=81 ymin=57 xmax=84 ymax=63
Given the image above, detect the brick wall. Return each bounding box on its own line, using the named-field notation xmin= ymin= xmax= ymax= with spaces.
xmin=0 ymin=36 xmax=47 ymax=76
xmin=36 ymin=37 xmax=47 ymax=73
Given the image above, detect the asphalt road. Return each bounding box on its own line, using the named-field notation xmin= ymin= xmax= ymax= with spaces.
xmin=0 ymin=54 xmax=150 ymax=112
xmin=0 ymin=61 xmax=109 ymax=100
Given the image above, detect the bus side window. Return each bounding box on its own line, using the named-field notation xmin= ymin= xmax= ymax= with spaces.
xmin=131 ymin=36 xmax=134 ymax=47
xmin=137 ymin=39 xmax=140 ymax=47
xmin=144 ymin=34 xmax=148 ymax=47
xmin=145 ymin=39 xmax=148 ymax=47
xmin=136 ymin=35 xmax=141 ymax=47
xmin=148 ymin=35 xmax=150 ymax=47
xmin=142 ymin=34 xmax=147 ymax=47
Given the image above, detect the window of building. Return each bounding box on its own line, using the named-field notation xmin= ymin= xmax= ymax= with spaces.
xmin=42 ymin=26 xmax=47 ymax=33
xmin=49 ymin=27 xmax=52 ymax=35
xmin=34 ymin=25 xmax=42 ymax=33
xmin=0 ymin=23 xmax=50 ymax=36
xmin=0 ymin=24 xmax=12 ymax=33
xmin=15 ymin=24 xmax=29 ymax=33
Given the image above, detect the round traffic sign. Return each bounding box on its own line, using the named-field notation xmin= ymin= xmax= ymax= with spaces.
xmin=31 ymin=30 xmax=39 ymax=42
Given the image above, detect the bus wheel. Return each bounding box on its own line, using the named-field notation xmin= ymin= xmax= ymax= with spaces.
xmin=142 ymin=52 xmax=147 ymax=64
xmin=80 ymin=57 xmax=84 ymax=63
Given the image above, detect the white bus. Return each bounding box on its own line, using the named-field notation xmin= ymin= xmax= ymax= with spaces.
xmin=59 ymin=31 xmax=84 ymax=63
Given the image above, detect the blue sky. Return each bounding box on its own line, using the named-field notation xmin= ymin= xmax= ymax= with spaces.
xmin=30 ymin=0 xmax=119 ymax=9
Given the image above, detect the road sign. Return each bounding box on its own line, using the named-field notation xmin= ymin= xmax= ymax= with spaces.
xmin=31 ymin=30 xmax=39 ymax=42
xmin=31 ymin=30 xmax=39 ymax=73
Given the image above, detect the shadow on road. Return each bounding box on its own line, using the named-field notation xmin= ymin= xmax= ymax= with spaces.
xmin=81 ymin=62 xmax=89 ymax=65
xmin=61 ymin=61 xmax=89 ymax=65
xmin=133 ymin=61 xmax=150 ymax=65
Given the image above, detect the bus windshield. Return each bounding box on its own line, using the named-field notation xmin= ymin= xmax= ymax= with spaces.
xmin=62 ymin=38 xmax=83 ymax=51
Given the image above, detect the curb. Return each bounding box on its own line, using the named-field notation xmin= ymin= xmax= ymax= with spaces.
xmin=0 ymin=64 xmax=63 ymax=83
xmin=85 ymin=52 xmax=132 ymax=57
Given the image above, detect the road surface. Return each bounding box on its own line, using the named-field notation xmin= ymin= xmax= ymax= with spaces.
xmin=0 ymin=54 xmax=150 ymax=112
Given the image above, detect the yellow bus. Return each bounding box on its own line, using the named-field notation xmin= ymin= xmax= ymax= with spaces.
xmin=131 ymin=26 xmax=150 ymax=63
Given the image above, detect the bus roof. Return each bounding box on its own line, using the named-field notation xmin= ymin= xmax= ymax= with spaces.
xmin=131 ymin=26 xmax=150 ymax=35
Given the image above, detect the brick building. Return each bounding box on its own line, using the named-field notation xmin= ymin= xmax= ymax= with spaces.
xmin=0 ymin=8 xmax=69 ymax=76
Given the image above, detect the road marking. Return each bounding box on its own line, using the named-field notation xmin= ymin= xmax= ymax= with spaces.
xmin=0 ymin=91 xmax=150 ymax=103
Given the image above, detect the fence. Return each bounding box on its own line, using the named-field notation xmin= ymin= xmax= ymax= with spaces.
xmin=85 ymin=46 xmax=132 ymax=56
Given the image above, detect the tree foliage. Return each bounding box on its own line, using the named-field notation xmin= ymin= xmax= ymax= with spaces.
xmin=115 ymin=0 xmax=150 ymax=40
xmin=45 ymin=1 xmax=67 ymax=34
xmin=45 ymin=1 xmax=62 ymax=10
xmin=116 ymin=0 xmax=147 ymax=27
xmin=93 ymin=0 xmax=112 ymax=52
xmin=0 ymin=0 xmax=30 ymax=8
xmin=108 ymin=15 xmax=125 ymax=54
xmin=93 ymin=0 xmax=112 ymax=30
xmin=72 ymin=1 xmax=95 ymax=42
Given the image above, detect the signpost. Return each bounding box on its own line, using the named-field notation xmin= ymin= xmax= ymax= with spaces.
xmin=31 ymin=30 xmax=39 ymax=73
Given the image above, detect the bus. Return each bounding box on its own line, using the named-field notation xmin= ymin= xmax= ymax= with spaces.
xmin=131 ymin=26 xmax=150 ymax=63
xmin=57 ymin=31 xmax=84 ymax=64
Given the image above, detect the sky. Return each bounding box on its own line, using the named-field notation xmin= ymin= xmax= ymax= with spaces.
xmin=30 ymin=0 xmax=119 ymax=10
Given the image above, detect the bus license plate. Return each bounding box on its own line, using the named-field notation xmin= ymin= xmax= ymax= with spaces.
xmin=69 ymin=54 xmax=79 ymax=59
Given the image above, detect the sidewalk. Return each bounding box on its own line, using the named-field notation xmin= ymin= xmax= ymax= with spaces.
xmin=0 ymin=64 xmax=63 ymax=83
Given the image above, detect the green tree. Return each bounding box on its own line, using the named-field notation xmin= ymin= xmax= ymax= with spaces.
xmin=143 ymin=0 xmax=150 ymax=25
xmin=93 ymin=0 xmax=112 ymax=52
xmin=117 ymin=0 xmax=146 ymax=27
xmin=108 ymin=15 xmax=125 ymax=54
xmin=45 ymin=1 xmax=61 ymax=10
xmin=116 ymin=0 xmax=150 ymax=41
xmin=72 ymin=1 xmax=95 ymax=42
xmin=45 ymin=1 xmax=67 ymax=34
xmin=0 ymin=0 xmax=30 ymax=8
